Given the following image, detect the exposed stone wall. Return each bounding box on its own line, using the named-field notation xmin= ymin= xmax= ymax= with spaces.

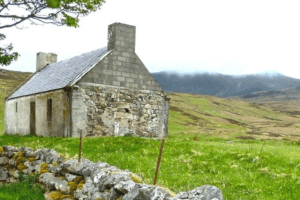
xmin=71 ymin=82 xmax=170 ymax=138
xmin=0 ymin=146 xmax=224 ymax=200
xmin=5 ymin=89 xmax=70 ymax=137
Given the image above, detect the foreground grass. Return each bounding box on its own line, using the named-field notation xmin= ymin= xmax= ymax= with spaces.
xmin=0 ymin=171 xmax=45 ymax=200
xmin=1 ymin=133 xmax=300 ymax=200
xmin=1 ymin=90 xmax=300 ymax=199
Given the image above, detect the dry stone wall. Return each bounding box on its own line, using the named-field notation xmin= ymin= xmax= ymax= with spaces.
xmin=0 ymin=146 xmax=224 ymax=200
xmin=71 ymin=82 xmax=170 ymax=138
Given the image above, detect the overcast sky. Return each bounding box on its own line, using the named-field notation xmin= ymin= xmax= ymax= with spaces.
xmin=1 ymin=0 xmax=300 ymax=79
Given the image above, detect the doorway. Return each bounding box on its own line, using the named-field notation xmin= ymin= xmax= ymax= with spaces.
xmin=30 ymin=101 xmax=36 ymax=135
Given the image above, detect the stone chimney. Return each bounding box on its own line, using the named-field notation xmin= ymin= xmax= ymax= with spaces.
xmin=36 ymin=52 xmax=57 ymax=71
xmin=107 ymin=23 xmax=136 ymax=53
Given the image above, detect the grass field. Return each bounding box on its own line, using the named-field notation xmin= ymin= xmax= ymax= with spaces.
xmin=1 ymin=90 xmax=300 ymax=199
xmin=0 ymin=171 xmax=45 ymax=200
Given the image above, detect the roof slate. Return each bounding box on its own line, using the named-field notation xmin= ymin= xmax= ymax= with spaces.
xmin=8 ymin=47 xmax=108 ymax=100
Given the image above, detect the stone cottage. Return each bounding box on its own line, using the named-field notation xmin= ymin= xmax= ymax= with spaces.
xmin=5 ymin=22 xmax=171 ymax=138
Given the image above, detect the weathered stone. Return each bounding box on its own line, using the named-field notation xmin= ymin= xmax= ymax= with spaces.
xmin=0 ymin=157 xmax=9 ymax=165
xmin=82 ymin=177 xmax=98 ymax=196
xmin=23 ymin=160 xmax=36 ymax=173
xmin=0 ymin=146 xmax=224 ymax=200
xmin=8 ymin=170 xmax=20 ymax=179
xmin=61 ymin=158 xmax=95 ymax=177
xmin=115 ymin=102 xmax=131 ymax=109
xmin=188 ymin=185 xmax=223 ymax=200
xmin=114 ymin=180 xmax=136 ymax=194
xmin=3 ymin=146 xmax=20 ymax=152
xmin=65 ymin=173 xmax=77 ymax=182
xmin=39 ymin=172 xmax=70 ymax=194
xmin=0 ymin=167 xmax=8 ymax=181
xmin=114 ymin=112 xmax=133 ymax=119
xmin=175 ymin=191 xmax=189 ymax=199
xmin=6 ymin=177 xmax=18 ymax=183
xmin=2 ymin=152 xmax=14 ymax=158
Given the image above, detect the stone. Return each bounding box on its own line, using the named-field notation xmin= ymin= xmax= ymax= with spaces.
xmin=2 ymin=152 xmax=15 ymax=158
xmin=6 ymin=177 xmax=18 ymax=183
xmin=0 ymin=157 xmax=9 ymax=165
xmin=82 ymin=177 xmax=98 ymax=196
xmin=8 ymin=170 xmax=19 ymax=179
xmin=169 ymin=185 xmax=224 ymax=200
xmin=0 ymin=146 xmax=224 ymax=200
xmin=3 ymin=146 xmax=20 ymax=152
xmin=23 ymin=160 xmax=36 ymax=173
xmin=114 ymin=180 xmax=136 ymax=194
xmin=65 ymin=173 xmax=77 ymax=182
xmin=0 ymin=167 xmax=8 ymax=181
xmin=39 ymin=172 xmax=71 ymax=194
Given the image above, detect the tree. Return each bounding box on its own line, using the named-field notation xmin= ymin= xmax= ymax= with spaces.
xmin=0 ymin=33 xmax=19 ymax=66
xmin=0 ymin=0 xmax=105 ymax=66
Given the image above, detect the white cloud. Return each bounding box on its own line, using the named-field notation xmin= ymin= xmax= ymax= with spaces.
xmin=1 ymin=0 xmax=300 ymax=79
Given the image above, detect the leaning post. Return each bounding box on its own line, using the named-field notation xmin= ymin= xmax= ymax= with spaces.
xmin=78 ymin=129 xmax=82 ymax=163
xmin=153 ymin=137 xmax=165 ymax=185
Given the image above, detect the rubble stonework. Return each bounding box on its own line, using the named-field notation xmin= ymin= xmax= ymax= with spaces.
xmin=0 ymin=146 xmax=224 ymax=200
xmin=71 ymin=82 xmax=170 ymax=138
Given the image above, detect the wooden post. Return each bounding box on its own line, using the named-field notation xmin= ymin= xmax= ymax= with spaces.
xmin=153 ymin=138 xmax=165 ymax=185
xmin=78 ymin=129 xmax=82 ymax=163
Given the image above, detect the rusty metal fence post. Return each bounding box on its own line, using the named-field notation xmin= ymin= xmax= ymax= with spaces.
xmin=153 ymin=138 xmax=165 ymax=185
xmin=78 ymin=129 xmax=82 ymax=163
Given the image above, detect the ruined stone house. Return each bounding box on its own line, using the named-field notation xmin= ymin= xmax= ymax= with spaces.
xmin=5 ymin=22 xmax=171 ymax=138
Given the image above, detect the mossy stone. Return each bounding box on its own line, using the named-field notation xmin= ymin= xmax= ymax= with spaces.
xmin=77 ymin=183 xmax=84 ymax=190
xmin=129 ymin=173 xmax=142 ymax=183
xmin=61 ymin=194 xmax=73 ymax=199
xmin=28 ymin=157 xmax=36 ymax=162
xmin=159 ymin=185 xmax=176 ymax=197
xmin=74 ymin=176 xmax=83 ymax=184
xmin=13 ymin=151 xmax=24 ymax=159
xmin=68 ymin=181 xmax=78 ymax=192
xmin=15 ymin=156 xmax=25 ymax=167
xmin=17 ymin=163 xmax=28 ymax=171
xmin=0 ymin=147 xmax=3 ymax=154
xmin=40 ymin=163 xmax=48 ymax=171
xmin=57 ymin=174 xmax=65 ymax=180
xmin=39 ymin=170 xmax=48 ymax=175
xmin=49 ymin=190 xmax=63 ymax=200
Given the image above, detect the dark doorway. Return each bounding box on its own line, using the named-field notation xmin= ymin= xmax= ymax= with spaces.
xmin=30 ymin=101 xmax=36 ymax=135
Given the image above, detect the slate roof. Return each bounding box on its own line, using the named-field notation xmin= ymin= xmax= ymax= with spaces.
xmin=8 ymin=47 xmax=108 ymax=100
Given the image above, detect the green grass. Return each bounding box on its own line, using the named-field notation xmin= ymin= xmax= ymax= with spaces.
xmin=1 ymin=134 xmax=300 ymax=199
xmin=0 ymin=171 xmax=45 ymax=200
xmin=1 ymin=86 xmax=300 ymax=199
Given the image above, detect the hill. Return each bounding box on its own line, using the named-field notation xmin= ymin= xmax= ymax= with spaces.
xmin=152 ymin=71 xmax=300 ymax=98
xmin=1 ymin=68 xmax=300 ymax=141
xmin=0 ymin=69 xmax=32 ymax=135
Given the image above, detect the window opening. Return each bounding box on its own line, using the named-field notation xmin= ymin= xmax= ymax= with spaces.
xmin=47 ymin=99 xmax=52 ymax=121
